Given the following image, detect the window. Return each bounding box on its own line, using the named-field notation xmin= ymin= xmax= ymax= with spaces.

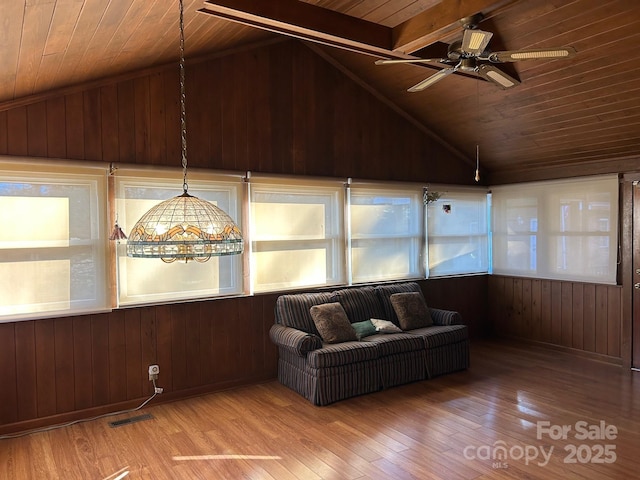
xmin=249 ymin=176 xmax=345 ymax=292
xmin=0 ymin=160 xmax=109 ymax=322
xmin=427 ymin=188 xmax=489 ymax=277
xmin=114 ymin=168 xmax=244 ymax=305
xmin=491 ymin=175 xmax=618 ymax=284
xmin=349 ymin=183 xmax=424 ymax=283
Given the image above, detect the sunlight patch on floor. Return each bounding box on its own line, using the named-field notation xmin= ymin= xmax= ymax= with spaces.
xmin=173 ymin=454 xmax=282 ymax=461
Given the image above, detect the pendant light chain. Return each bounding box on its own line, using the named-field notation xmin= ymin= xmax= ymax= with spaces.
xmin=179 ymin=0 xmax=188 ymax=194
xmin=125 ymin=0 xmax=244 ymax=261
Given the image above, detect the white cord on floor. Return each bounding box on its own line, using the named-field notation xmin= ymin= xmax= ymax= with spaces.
xmin=0 ymin=379 xmax=162 ymax=440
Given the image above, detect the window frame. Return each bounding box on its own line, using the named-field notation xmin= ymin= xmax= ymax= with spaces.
xmin=426 ymin=186 xmax=490 ymax=278
xmin=248 ymin=174 xmax=346 ymax=293
xmin=348 ymin=181 xmax=425 ymax=284
xmin=113 ymin=167 xmax=245 ymax=306
xmin=0 ymin=158 xmax=110 ymax=322
xmin=491 ymin=175 xmax=619 ymax=284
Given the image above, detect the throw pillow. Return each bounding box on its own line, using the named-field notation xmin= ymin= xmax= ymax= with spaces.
xmin=351 ymin=319 xmax=377 ymax=340
xmin=390 ymin=292 xmax=433 ymax=330
xmin=370 ymin=318 xmax=403 ymax=333
xmin=310 ymin=302 xmax=357 ymax=343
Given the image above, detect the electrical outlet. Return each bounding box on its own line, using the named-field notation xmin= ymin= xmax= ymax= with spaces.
xmin=148 ymin=364 xmax=159 ymax=381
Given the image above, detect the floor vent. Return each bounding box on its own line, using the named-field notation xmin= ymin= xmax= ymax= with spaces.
xmin=108 ymin=413 xmax=154 ymax=428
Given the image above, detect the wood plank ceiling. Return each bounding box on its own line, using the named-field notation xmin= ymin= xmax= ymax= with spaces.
xmin=2 ymin=0 xmax=639 ymax=183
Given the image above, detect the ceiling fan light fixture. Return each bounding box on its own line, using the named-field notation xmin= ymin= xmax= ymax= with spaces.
xmin=462 ymin=29 xmax=492 ymax=55
xmin=376 ymin=16 xmax=573 ymax=92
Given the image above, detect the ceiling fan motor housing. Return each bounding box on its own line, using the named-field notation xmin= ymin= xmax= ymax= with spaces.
xmin=459 ymin=58 xmax=478 ymax=72
xmin=459 ymin=13 xmax=484 ymax=30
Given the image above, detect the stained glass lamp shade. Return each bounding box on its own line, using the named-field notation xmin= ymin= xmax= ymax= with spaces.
xmin=126 ymin=192 xmax=243 ymax=262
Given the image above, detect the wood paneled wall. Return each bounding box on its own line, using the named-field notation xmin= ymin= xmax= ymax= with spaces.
xmin=421 ymin=276 xmax=489 ymax=341
xmin=0 ymin=295 xmax=279 ymax=432
xmin=0 ymin=275 xmax=488 ymax=434
xmin=488 ymin=276 xmax=622 ymax=362
xmin=0 ymin=40 xmax=482 ymax=434
xmin=0 ymin=40 xmax=472 ymax=183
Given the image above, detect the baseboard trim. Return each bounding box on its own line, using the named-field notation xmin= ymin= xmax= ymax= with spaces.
xmin=491 ymin=335 xmax=623 ymax=366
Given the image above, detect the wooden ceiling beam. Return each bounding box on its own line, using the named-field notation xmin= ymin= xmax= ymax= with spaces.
xmin=199 ymin=0 xmax=414 ymax=59
xmin=199 ymin=0 xmax=523 ymax=59
xmin=392 ymin=0 xmax=520 ymax=54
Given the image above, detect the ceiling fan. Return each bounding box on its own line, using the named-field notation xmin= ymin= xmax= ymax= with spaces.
xmin=375 ymin=13 xmax=576 ymax=92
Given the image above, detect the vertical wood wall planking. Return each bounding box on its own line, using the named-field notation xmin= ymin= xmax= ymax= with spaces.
xmin=107 ymin=309 xmax=127 ymax=404
xmin=65 ymin=92 xmax=85 ymax=160
xmin=117 ymin=80 xmax=136 ymax=163
xmin=0 ymin=323 xmax=18 ymax=424
xmin=7 ymin=107 xmax=28 ymax=155
xmin=72 ymin=315 xmax=93 ymax=410
xmin=488 ymin=276 xmax=622 ymax=360
xmin=53 ymin=317 xmax=75 ymax=414
xmin=46 ymin=96 xmax=67 ymax=158
xmin=34 ymin=319 xmax=56 ymax=417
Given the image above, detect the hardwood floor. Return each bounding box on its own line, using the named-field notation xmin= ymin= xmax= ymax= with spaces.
xmin=2 ymin=340 xmax=640 ymax=479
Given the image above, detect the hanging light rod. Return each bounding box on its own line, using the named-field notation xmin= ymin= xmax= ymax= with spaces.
xmin=126 ymin=0 xmax=243 ymax=263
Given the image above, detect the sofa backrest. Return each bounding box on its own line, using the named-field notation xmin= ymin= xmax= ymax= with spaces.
xmin=334 ymin=286 xmax=385 ymax=324
xmin=376 ymin=282 xmax=422 ymax=325
xmin=274 ymin=282 xmax=424 ymax=334
xmin=275 ymin=291 xmax=335 ymax=335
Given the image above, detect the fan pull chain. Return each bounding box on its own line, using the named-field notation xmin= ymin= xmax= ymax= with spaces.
xmin=475 ymin=75 xmax=480 ymax=182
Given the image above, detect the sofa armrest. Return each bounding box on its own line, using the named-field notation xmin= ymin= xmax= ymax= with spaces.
xmin=429 ymin=308 xmax=462 ymax=326
xmin=269 ymin=324 xmax=322 ymax=356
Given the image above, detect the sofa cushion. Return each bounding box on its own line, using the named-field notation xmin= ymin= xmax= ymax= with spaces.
xmin=334 ymin=286 xmax=385 ymax=323
xmin=306 ymin=341 xmax=379 ymax=368
xmin=362 ymin=333 xmax=424 ymax=356
xmin=376 ymin=282 xmax=422 ymax=325
xmin=351 ymin=319 xmax=377 ymax=340
xmin=390 ymin=292 xmax=433 ymax=330
xmin=275 ymin=291 xmax=336 ymax=335
xmin=407 ymin=324 xmax=469 ymax=348
xmin=370 ymin=318 xmax=402 ymax=333
xmin=310 ymin=302 xmax=358 ymax=344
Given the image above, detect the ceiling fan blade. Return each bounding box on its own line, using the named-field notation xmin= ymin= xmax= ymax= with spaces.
xmin=408 ymin=67 xmax=456 ymax=92
xmin=488 ymin=46 xmax=576 ymax=62
xmin=375 ymin=58 xmax=450 ymax=66
xmin=462 ymin=29 xmax=493 ymax=55
xmin=477 ymin=64 xmax=520 ymax=89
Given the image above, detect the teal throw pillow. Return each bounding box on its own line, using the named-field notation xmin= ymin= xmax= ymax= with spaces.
xmin=351 ymin=319 xmax=377 ymax=340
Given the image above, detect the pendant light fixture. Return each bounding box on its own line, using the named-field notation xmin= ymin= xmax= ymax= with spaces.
xmin=126 ymin=0 xmax=243 ymax=263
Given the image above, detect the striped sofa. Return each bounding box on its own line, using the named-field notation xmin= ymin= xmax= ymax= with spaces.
xmin=269 ymin=282 xmax=469 ymax=406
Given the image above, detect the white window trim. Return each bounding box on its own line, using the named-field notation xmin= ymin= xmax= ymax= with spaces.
xmin=0 ymin=157 xmax=111 ymax=322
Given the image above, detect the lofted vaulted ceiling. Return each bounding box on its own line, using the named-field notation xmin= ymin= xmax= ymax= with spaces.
xmin=3 ymin=0 xmax=639 ymax=183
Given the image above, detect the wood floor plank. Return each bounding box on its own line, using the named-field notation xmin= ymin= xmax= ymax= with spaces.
xmin=2 ymin=339 xmax=640 ymax=479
